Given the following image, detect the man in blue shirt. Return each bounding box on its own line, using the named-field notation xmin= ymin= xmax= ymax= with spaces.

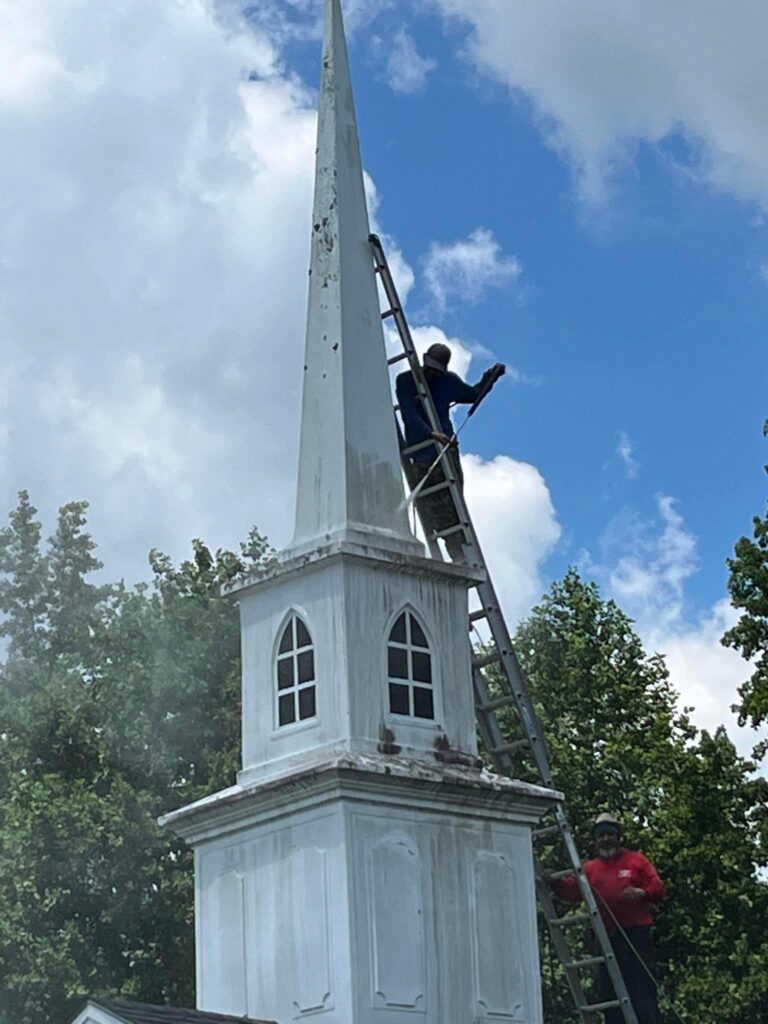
xmin=396 ymin=342 xmax=504 ymax=561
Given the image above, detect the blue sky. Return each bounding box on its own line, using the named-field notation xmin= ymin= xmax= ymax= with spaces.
xmin=0 ymin=0 xmax=765 ymax=751
xmin=320 ymin=2 xmax=767 ymax=616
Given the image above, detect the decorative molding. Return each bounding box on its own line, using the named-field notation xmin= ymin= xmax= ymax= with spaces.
xmin=289 ymin=846 xmax=333 ymax=1016
xmin=224 ymin=538 xmax=484 ymax=601
xmin=161 ymin=754 xmax=559 ymax=844
xmin=367 ymin=835 xmax=426 ymax=1012
xmin=210 ymin=869 xmax=248 ymax=1017
xmin=470 ymin=852 xmax=526 ymax=1021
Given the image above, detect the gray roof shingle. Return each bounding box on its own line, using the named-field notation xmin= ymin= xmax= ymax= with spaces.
xmin=90 ymin=999 xmax=276 ymax=1024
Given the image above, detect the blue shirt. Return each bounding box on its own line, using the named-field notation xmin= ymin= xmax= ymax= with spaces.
xmin=396 ymin=370 xmax=483 ymax=463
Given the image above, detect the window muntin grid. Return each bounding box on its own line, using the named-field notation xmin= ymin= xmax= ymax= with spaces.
xmin=387 ymin=610 xmax=434 ymax=720
xmin=276 ymin=615 xmax=316 ymax=727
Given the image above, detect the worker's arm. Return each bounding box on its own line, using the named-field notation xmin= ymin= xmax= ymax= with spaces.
xmin=550 ymin=871 xmax=581 ymax=903
xmin=635 ymin=854 xmax=666 ymax=904
xmin=447 ymin=363 xmax=505 ymax=406
xmin=620 ymin=853 xmax=666 ymax=904
xmin=395 ymin=373 xmax=432 ymax=444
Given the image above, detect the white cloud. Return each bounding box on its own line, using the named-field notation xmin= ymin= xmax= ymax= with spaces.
xmin=0 ymin=0 xmax=318 ymax=579
xmin=382 ymin=28 xmax=436 ymax=95
xmin=616 ymin=431 xmax=638 ymax=479
xmin=594 ymin=495 xmax=698 ymax=634
xmin=424 ymin=228 xmax=521 ymax=313
xmin=432 ymin=0 xmax=768 ymax=209
xmin=583 ymin=497 xmax=764 ymax=758
xmin=365 ymin=171 xmax=415 ymax=305
xmin=647 ymin=599 xmax=755 ymax=750
xmin=463 ymin=453 xmax=561 ymax=626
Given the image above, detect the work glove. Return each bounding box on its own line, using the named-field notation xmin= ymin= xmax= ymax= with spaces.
xmin=480 ymin=362 xmax=506 ymax=388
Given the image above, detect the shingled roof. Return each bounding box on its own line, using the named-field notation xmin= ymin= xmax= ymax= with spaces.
xmin=74 ymin=998 xmax=276 ymax=1024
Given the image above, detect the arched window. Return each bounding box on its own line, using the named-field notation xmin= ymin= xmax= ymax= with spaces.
xmin=276 ymin=615 xmax=316 ymax=727
xmin=387 ymin=610 xmax=434 ymax=720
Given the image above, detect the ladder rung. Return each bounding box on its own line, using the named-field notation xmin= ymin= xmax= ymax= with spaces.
xmin=580 ymin=1000 xmax=622 ymax=1013
xmin=402 ymin=440 xmax=433 ymax=456
xmin=469 ymin=608 xmax=489 ymax=623
xmin=549 ymin=911 xmax=592 ymax=928
xmin=434 ymin=523 xmax=467 ymax=539
xmin=381 ymin=307 xmax=399 ymax=319
xmin=387 ymin=351 xmax=408 ymax=365
xmin=473 ymin=650 xmax=501 ymax=669
xmin=550 ymin=868 xmax=576 ymax=881
xmin=417 ymin=480 xmax=452 ymax=498
xmin=566 ymin=955 xmax=605 ymax=970
xmin=477 ymin=695 xmax=516 ymax=713
xmin=489 ymin=739 xmax=530 ymax=756
xmin=533 ymin=824 xmax=561 ymax=840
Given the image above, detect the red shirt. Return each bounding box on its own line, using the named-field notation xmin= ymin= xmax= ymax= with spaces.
xmin=553 ymin=848 xmax=666 ymax=931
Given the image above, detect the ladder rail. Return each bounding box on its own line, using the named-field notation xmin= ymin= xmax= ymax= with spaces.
xmin=370 ymin=234 xmax=639 ymax=1024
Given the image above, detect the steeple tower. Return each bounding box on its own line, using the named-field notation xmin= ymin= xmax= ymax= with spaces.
xmin=291 ymin=0 xmax=419 ymax=556
xmin=162 ymin=4 xmax=556 ymax=1022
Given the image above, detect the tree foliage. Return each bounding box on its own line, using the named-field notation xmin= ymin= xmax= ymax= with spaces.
xmin=494 ymin=570 xmax=768 ymax=1024
xmin=722 ymin=419 xmax=768 ymax=758
xmin=1 ymin=496 xmax=766 ymax=1024
xmin=0 ymin=494 xmax=271 ymax=1024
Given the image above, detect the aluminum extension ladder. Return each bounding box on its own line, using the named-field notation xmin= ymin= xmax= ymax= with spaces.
xmin=370 ymin=233 xmax=639 ymax=1024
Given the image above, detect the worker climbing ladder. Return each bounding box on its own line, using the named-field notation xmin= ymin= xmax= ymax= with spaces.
xmin=370 ymin=233 xmax=639 ymax=1024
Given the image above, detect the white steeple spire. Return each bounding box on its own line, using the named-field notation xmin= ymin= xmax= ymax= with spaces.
xmin=163 ymin=10 xmax=555 ymax=1019
xmin=290 ymin=0 xmax=420 ymax=556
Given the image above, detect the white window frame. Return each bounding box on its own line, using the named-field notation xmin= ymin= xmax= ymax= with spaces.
xmin=385 ymin=607 xmax=439 ymax=726
xmin=275 ymin=612 xmax=318 ymax=730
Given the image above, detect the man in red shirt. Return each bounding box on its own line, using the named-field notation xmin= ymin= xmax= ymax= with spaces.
xmin=552 ymin=813 xmax=666 ymax=1024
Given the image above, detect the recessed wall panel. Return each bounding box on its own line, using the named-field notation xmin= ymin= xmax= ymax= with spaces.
xmin=287 ymin=845 xmax=333 ymax=1016
xmin=211 ymin=869 xmax=248 ymax=1016
xmin=471 ymin=852 xmax=525 ymax=1021
xmin=368 ymin=835 xmax=426 ymax=1011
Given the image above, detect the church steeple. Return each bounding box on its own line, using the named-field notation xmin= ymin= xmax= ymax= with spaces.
xmin=291 ymin=0 xmax=420 ymax=555
xmin=161 ymin=7 xmax=555 ymax=1022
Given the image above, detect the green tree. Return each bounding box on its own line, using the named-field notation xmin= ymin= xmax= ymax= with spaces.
xmin=722 ymin=419 xmax=768 ymax=759
xmin=0 ymin=495 xmax=271 ymax=1024
xmin=3 ymin=492 xmax=765 ymax=1024
xmin=496 ymin=570 xmax=768 ymax=1024
xmin=0 ymin=491 xmax=51 ymax=679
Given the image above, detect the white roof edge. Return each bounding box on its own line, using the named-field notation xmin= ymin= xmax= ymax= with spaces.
xmin=70 ymin=1001 xmax=132 ymax=1024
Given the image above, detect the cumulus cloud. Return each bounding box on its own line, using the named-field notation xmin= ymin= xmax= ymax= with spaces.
xmin=0 ymin=0 xmax=323 ymax=579
xmin=463 ymin=453 xmax=561 ymax=625
xmin=432 ymin=0 xmax=768 ymax=209
xmin=648 ymin=600 xmax=754 ymax=747
xmin=599 ymin=495 xmax=699 ymax=634
xmin=365 ymin=171 xmax=415 ymax=305
xmin=1 ymin=0 xmax=550 ymax=606
xmin=379 ymin=28 xmax=436 ymax=94
xmin=583 ymin=497 xmax=763 ymax=757
xmin=424 ymin=228 xmax=522 ymax=313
